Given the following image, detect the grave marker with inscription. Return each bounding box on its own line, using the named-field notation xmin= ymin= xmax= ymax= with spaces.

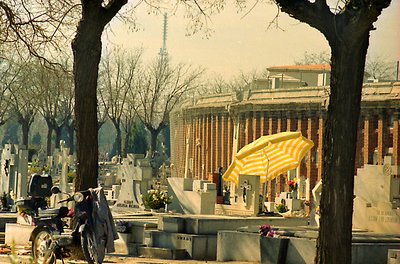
xmin=353 ymin=156 xmax=400 ymax=233
xmin=113 ymin=154 xmax=153 ymax=210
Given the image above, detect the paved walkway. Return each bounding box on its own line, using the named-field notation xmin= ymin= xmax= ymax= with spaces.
xmin=0 ymin=254 xmax=258 ymax=264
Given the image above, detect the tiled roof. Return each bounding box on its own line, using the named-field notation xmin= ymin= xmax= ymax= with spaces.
xmin=267 ymin=64 xmax=330 ymax=72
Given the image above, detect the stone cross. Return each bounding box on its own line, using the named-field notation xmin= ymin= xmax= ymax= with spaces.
xmin=113 ymin=154 xmax=152 ymax=210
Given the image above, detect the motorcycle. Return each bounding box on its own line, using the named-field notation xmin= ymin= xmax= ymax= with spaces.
xmin=16 ymin=173 xmax=105 ymax=264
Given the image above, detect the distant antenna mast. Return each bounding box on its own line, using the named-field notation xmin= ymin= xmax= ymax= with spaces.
xmin=159 ymin=13 xmax=168 ymax=59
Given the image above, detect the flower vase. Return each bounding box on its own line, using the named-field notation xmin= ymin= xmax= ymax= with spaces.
xmin=291 ymin=189 xmax=298 ymax=199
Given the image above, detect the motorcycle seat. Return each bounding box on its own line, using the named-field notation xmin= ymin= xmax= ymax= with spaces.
xmin=38 ymin=208 xmax=60 ymax=217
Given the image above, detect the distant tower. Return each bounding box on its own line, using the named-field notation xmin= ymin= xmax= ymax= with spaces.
xmin=159 ymin=13 xmax=168 ymax=60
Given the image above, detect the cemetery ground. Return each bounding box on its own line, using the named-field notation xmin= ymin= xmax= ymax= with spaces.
xmin=0 ymin=148 xmax=399 ymax=263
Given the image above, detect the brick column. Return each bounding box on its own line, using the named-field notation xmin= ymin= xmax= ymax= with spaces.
xmin=189 ymin=118 xmax=195 ymax=178
xmin=221 ymin=114 xmax=226 ymax=170
xmin=297 ymin=112 xmax=308 ymax=177
xmin=211 ymin=115 xmax=215 ymax=174
xmin=307 ymin=112 xmax=318 ymax=202
xmin=354 ymin=114 xmax=364 ymax=173
xmin=192 ymin=117 xmax=197 ymax=179
xmin=267 ymin=113 xmax=279 ymax=201
xmin=205 ymin=115 xmax=210 ymax=178
xmin=393 ymin=112 xmax=400 ymax=166
xmin=260 ymin=112 xmax=265 ymax=136
xmin=238 ymin=113 xmax=243 ymax=149
xmin=197 ymin=117 xmax=202 ymax=180
xmin=317 ymin=112 xmax=324 ymax=181
xmin=275 ymin=112 xmax=286 ymax=194
xmin=286 ymin=113 xmax=293 ymax=131
xmin=201 ymin=115 xmax=206 ymax=180
xmin=227 ymin=116 xmax=233 ymax=166
xmin=268 ymin=115 xmax=274 ymax=135
xmin=245 ymin=112 xmax=251 ymax=145
xmin=253 ymin=111 xmax=258 ymax=140
xmin=377 ymin=110 xmax=389 ymax=165
xmin=363 ymin=113 xmax=375 ymax=164
xmin=215 ymin=115 xmax=220 ymax=171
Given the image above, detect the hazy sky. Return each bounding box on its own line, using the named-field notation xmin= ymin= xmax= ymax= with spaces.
xmin=105 ymin=1 xmax=400 ymax=79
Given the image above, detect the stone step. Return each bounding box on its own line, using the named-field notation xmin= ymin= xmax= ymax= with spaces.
xmin=138 ymin=246 xmax=187 ymax=260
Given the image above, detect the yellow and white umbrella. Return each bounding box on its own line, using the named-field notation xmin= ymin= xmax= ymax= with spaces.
xmin=223 ymin=131 xmax=314 ymax=184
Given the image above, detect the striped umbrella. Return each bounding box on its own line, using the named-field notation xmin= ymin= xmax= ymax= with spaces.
xmin=223 ymin=131 xmax=314 ymax=184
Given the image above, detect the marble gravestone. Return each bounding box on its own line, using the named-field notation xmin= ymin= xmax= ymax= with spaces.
xmin=353 ymin=156 xmax=400 ymax=233
xmin=214 ymin=175 xmax=260 ymax=216
xmin=113 ymin=154 xmax=153 ymax=210
xmin=0 ymin=144 xmax=28 ymax=208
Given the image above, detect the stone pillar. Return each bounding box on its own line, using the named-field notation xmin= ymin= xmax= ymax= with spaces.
xmin=363 ymin=113 xmax=375 ymax=165
xmin=393 ymin=112 xmax=400 ymax=166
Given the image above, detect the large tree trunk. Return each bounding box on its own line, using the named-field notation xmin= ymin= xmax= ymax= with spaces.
xmin=149 ymin=128 xmax=160 ymax=156
xmin=112 ymin=119 xmax=122 ymax=157
xmin=72 ymin=0 xmax=127 ymax=191
xmin=46 ymin=126 xmax=53 ymax=156
xmin=21 ymin=121 xmax=30 ymax=148
xmin=72 ymin=13 xmax=103 ymax=191
xmin=67 ymin=122 xmax=75 ymax=155
xmin=54 ymin=126 xmax=62 ymax=149
xmin=316 ymin=32 xmax=370 ymax=264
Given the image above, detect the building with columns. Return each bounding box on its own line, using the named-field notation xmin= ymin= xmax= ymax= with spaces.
xmin=170 ymin=64 xmax=400 ymax=202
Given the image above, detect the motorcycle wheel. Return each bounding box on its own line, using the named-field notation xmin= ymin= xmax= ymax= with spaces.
xmin=32 ymin=228 xmax=56 ymax=264
xmin=81 ymin=227 xmax=105 ymax=264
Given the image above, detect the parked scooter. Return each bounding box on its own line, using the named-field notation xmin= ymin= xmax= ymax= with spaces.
xmin=16 ymin=174 xmax=107 ymax=264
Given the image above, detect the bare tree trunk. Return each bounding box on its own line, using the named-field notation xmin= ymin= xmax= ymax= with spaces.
xmin=67 ymin=122 xmax=75 ymax=155
xmin=54 ymin=126 xmax=62 ymax=149
xmin=72 ymin=12 xmax=102 ymax=191
xmin=112 ymin=119 xmax=122 ymax=157
xmin=150 ymin=128 xmax=159 ymax=155
xmin=21 ymin=121 xmax=29 ymax=148
xmin=72 ymin=0 xmax=126 ymax=191
xmin=316 ymin=32 xmax=370 ymax=264
xmin=46 ymin=126 xmax=53 ymax=156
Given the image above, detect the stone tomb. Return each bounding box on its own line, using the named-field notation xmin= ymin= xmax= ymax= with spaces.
xmin=145 ymin=214 xmax=307 ymax=260
xmin=167 ymin=177 xmax=216 ymax=214
xmin=353 ymin=156 xmax=400 ymax=233
xmin=113 ymin=154 xmax=153 ymax=210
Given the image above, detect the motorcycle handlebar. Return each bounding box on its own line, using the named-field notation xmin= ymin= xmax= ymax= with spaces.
xmin=58 ymin=196 xmax=74 ymax=204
